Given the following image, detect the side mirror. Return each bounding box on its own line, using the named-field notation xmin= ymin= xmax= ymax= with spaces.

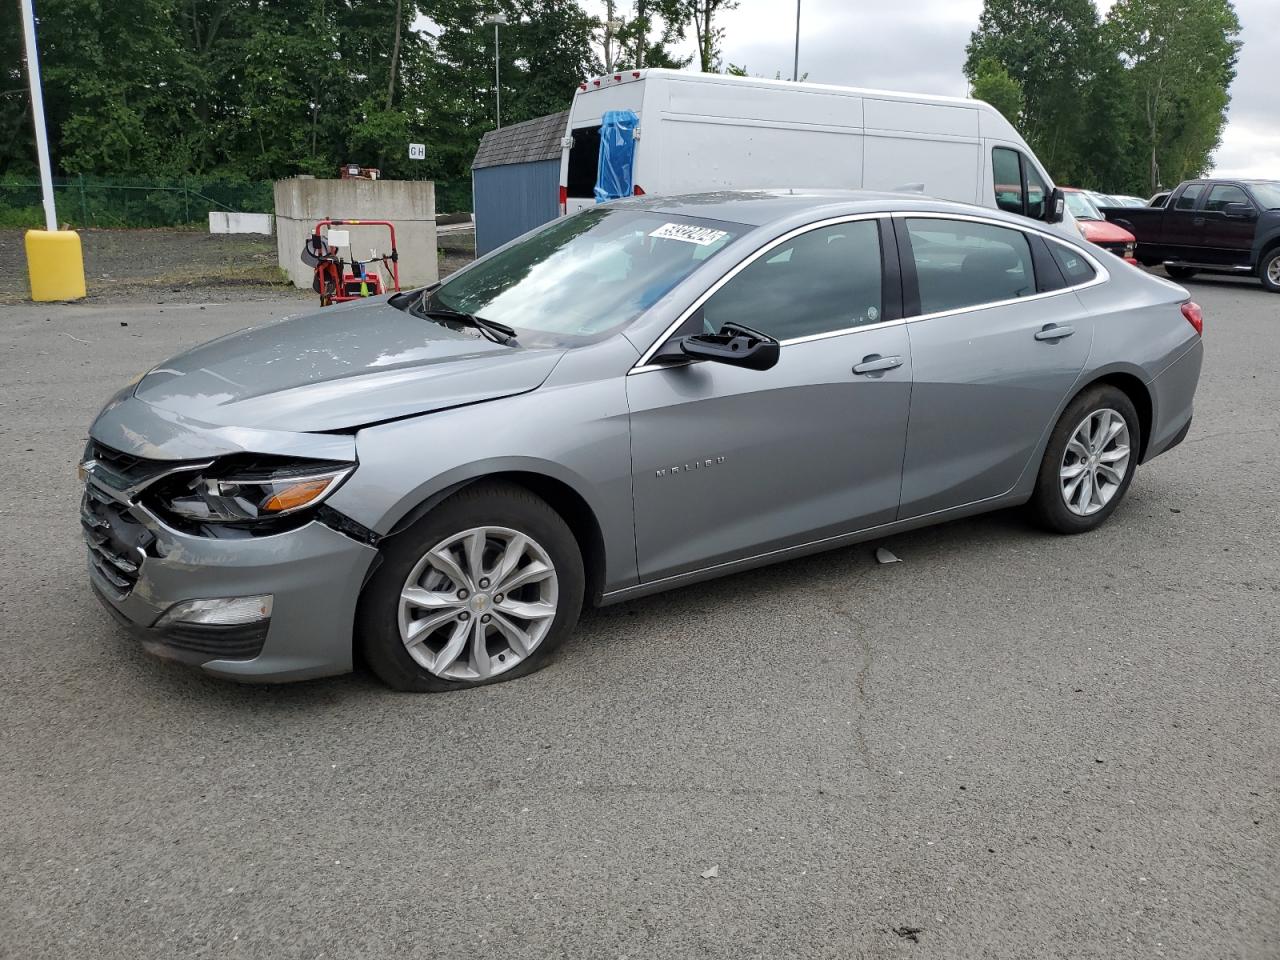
xmin=653 ymin=323 xmax=780 ymax=371
xmin=1223 ymin=201 xmax=1255 ymax=220
xmin=1046 ymin=187 xmax=1066 ymax=224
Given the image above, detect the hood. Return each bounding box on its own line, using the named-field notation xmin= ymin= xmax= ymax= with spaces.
xmin=133 ymin=298 xmax=565 ymax=432
xmin=1078 ymin=218 xmax=1134 ymax=244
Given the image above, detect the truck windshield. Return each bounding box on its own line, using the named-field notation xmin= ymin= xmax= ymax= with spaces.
xmin=1246 ymin=182 xmax=1280 ymax=209
xmin=427 ymin=208 xmax=744 ymax=344
xmin=1063 ymin=191 xmax=1103 ymax=221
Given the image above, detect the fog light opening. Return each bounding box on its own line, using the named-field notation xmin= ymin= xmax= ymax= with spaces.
xmin=156 ymin=595 xmax=274 ymax=628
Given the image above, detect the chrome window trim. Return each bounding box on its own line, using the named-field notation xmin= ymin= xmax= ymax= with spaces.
xmin=629 ymin=209 xmax=1109 ymax=375
xmin=630 ymin=212 xmax=891 ymax=374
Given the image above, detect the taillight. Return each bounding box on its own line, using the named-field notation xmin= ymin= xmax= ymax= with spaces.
xmin=1181 ymin=301 xmax=1203 ymax=336
xmin=559 ymin=185 xmax=567 ymax=214
xmin=633 ymin=184 xmax=645 ymax=196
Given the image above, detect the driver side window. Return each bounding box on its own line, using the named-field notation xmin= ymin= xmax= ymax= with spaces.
xmin=698 ymin=220 xmax=884 ymax=341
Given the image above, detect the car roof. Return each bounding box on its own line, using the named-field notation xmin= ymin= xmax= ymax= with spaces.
xmin=607 ymin=188 xmax=1049 ymax=232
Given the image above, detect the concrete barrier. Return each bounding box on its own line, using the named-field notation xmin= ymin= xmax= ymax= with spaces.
xmin=209 ymin=211 xmax=274 ymax=235
xmin=274 ymin=178 xmax=438 ymax=290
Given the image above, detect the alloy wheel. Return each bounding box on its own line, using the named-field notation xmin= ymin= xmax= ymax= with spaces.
xmin=1059 ymin=408 xmax=1132 ymax=517
xmin=398 ymin=526 xmax=559 ymax=681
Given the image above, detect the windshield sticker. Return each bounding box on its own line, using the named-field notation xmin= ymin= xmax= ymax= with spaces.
xmin=649 ymin=223 xmax=729 ymax=246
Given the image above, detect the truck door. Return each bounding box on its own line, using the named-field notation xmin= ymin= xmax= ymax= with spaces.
xmin=1195 ymin=183 xmax=1257 ymax=266
xmin=1163 ymin=183 xmax=1207 ymax=259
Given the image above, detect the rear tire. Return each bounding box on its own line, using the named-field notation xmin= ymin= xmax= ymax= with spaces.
xmin=1031 ymin=386 xmax=1141 ymax=535
xmin=1260 ymin=248 xmax=1280 ymax=293
xmin=1165 ymin=264 xmax=1197 ymax=280
xmin=358 ymin=482 xmax=584 ymax=692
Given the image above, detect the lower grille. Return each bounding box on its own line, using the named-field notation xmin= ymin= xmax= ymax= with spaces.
xmin=157 ymin=622 xmax=270 ymax=660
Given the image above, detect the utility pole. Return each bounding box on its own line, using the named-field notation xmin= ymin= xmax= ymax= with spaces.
xmin=792 ymin=0 xmax=801 ymax=82
xmin=485 ymin=13 xmax=508 ymax=128
xmin=603 ymin=1 xmax=622 ymax=74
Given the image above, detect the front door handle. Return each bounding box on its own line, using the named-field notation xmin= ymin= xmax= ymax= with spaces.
xmin=852 ymin=354 xmax=904 ymax=375
xmin=1192 ymin=216 xmax=1205 ymax=226
xmin=1035 ymin=324 xmax=1075 ymax=342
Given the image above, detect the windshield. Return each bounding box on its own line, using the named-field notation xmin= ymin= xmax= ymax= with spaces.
xmin=1246 ymin=182 xmax=1280 ymax=209
xmin=427 ymin=208 xmax=745 ymax=344
xmin=1063 ymin=191 xmax=1102 ymax=220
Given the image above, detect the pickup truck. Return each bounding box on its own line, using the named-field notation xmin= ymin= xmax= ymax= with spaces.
xmin=1098 ymin=179 xmax=1280 ymax=292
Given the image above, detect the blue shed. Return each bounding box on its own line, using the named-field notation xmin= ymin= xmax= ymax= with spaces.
xmin=471 ymin=110 xmax=569 ymax=255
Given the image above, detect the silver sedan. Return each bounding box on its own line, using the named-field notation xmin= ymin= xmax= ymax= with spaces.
xmin=82 ymin=190 xmax=1203 ymax=690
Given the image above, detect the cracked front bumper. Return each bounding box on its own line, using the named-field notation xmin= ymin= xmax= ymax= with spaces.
xmin=86 ymin=495 xmax=379 ymax=683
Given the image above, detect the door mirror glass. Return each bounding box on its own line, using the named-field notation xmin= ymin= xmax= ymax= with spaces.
xmin=655 ymin=324 xmax=780 ymax=371
xmin=1222 ymin=201 xmax=1255 ymax=220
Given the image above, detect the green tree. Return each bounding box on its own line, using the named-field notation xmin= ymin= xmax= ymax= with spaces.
xmin=662 ymin=0 xmax=737 ymax=73
xmin=964 ymin=0 xmax=1105 ymax=182
xmin=969 ymin=57 xmax=1024 ymax=124
xmin=1105 ymin=0 xmax=1241 ymax=192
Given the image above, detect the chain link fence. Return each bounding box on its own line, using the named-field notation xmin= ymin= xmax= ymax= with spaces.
xmin=0 ymin=175 xmax=471 ymax=229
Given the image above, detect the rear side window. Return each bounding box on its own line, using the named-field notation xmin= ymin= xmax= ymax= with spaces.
xmin=700 ymin=220 xmax=884 ymax=340
xmin=905 ymin=218 xmax=1034 ymax=314
xmin=1174 ymin=184 xmax=1204 ymax=210
xmin=1048 ymin=241 xmax=1097 ymax=285
xmin=566 ymin=126 xmax=601 ymax=199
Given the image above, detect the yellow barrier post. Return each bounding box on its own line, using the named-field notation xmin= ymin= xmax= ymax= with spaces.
xmin=25 ymin=229 xmax=86 ymax=301
xmin=20 ymin=0 xmax=86 ymax=302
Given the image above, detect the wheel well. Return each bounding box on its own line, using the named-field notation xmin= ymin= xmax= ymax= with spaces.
xmin=384 ymin=471 xmax=608 ymax=606
xmin=1083 ymin=372 xmax=1153 ymax=461
xmin=1260 ymin=238 xmax=1280 ymax=269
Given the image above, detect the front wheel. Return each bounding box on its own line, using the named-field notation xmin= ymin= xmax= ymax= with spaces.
xmin=1260 ymin=248 xmax=1280 ymax=293
xmin=1031 ymin=386 xmax=1141 ymax=535
xmin=358 ymin=482 xmax=584 ymax=692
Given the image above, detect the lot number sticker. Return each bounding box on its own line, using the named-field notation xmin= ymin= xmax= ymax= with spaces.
xmin=649 ymin=223 xmax=728 ymax=246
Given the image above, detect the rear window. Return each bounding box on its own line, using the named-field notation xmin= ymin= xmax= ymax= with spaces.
xmin=566 ymin=126 xmax=601 ymax=199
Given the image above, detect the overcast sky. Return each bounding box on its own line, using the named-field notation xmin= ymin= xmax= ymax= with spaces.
xmin=581 ymin=0 xmax=1276 ymax=179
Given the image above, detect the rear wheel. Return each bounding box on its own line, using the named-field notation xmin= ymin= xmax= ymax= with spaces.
xmin=1165 ymin=264 xmax=1197 ymax=280
xmin=1260 ymin=248 xmax=1280 ymax=293
xmin=358 ymin=482 xmax=584 ymax=692
xmin=1031 ymin=386 xmax=1140 ymax=535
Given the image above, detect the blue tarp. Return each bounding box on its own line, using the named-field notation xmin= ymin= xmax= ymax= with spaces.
xmin=594 ymin=110 xmax=639 ymax=203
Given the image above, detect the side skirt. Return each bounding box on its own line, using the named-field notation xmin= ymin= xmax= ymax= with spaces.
xmin=598 ymin=490 xmax=1029 ymax=607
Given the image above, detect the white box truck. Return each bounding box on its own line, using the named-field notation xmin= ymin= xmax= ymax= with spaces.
xmin=559 ymin=69 xmax=1072 ymax=233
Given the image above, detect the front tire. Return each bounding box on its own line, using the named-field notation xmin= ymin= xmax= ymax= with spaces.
xmin=358 ymin=482 xmax=584 ymax=692
xmin=1260 ymin=248 xmax=1280 ymax=293
xmin=1031 ymin=386 xmax=1141 ymax=534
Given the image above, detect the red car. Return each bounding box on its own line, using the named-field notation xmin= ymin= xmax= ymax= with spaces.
xmin=1062 ymin=187 xmax=1137 ymax=264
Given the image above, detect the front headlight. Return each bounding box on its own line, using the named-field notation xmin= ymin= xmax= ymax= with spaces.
xmin=158 ymin=459 xmax=354 ymax=523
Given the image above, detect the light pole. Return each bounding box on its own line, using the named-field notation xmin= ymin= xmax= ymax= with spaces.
xmin=485 ymin=13 xmax=508 ymax=128
xmin=792 ymin=0 xmax=801 ymax=82
xmin=19 ymin=0 xmax=56 ymax=232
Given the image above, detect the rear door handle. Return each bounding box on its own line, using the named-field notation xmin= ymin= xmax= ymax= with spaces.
xmin=852 ymin=354 xmax=904 ymax=374
xmin=1035 ymin=324 xmax=1075 ymax=342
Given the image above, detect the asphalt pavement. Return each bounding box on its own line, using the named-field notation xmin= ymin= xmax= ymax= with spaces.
xmin=1 ymin=276 xmax=1276 ymax=959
